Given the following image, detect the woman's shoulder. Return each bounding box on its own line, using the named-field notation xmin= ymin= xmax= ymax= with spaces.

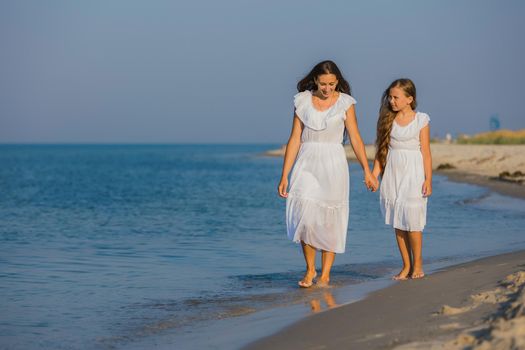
xmin=338 ymin=92 xmax=356 ymax=108
xmin=293 ymin=90 xmax=312 ymax=109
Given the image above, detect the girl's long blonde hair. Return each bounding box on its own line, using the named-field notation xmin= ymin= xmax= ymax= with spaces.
xmin=375 ymin=79 xmax=417 ymax=174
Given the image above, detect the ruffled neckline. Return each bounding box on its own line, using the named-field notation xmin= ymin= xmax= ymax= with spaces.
xmin=294 ymin=90 xmax=356 ymax=131
xmin=308 ymin=91 xmax=342 ymax=113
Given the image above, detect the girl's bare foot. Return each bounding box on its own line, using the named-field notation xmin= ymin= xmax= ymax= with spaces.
xmin=392 ymin=268 xmax=410 ymax=281
xmin=411 ymin=270 xmax=425 ymax=279
xmin=298 ymin=270 xmax=317 ymax=288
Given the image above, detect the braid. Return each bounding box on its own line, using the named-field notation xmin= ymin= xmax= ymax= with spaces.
xmin=375 ymin=78 xmax=418 ymax=174
xmin=375 ymin=98 xmax=396 ymax=174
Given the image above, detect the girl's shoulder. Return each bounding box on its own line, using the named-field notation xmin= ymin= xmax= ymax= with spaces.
xmin=416 ymin=112 xmax=430 ymax=130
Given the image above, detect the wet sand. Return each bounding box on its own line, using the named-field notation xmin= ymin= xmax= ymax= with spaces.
xmin=244 ymin=250 xmax=525 ymax=350
xmin=435 ymin=170 xmax=525 ymax=200
xmin=248 ymin=144 xmax=525 ymax=349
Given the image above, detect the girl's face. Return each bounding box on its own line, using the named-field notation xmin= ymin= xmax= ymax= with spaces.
xmin=389 ymin=86 xmax=414 ymax=111
xmin=315 ymin=74 xmax=338 ymax=98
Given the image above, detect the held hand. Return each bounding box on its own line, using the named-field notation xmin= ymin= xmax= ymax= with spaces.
xmin=364 ymin=173 xmax=379 ymax=192
xmin=372 ymin=175 xmax=380 ymax=192
xmin=278 ymin=177 xmax=289 ymax=198
xmin=422 ymin=180 xmax=432 ymax=197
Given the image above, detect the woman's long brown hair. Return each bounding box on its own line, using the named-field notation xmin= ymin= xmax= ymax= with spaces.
xmin=297 ymin=60 xmax=351 ymax=94
xmin=375 ymin=79 xmax=417 ymax=174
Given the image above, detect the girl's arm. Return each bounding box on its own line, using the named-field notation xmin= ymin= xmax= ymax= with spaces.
xmin=344 ymin=105 xmax=377 ymax=191
xmin=420 ymin=125 xmax=432 ymax=197
xmin=278 ymin=114 xmax=303 ymax=198
xmin=372 ymin=159 xmax=382 ymax=179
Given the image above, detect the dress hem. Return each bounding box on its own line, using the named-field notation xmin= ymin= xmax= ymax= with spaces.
xmin=290 ymin=236 xmax=345 ymax=254
xmin=383 ymin=221 xmax=425 ymax=232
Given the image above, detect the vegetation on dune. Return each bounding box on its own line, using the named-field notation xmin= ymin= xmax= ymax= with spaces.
xmin=457 ymin=129 xmax=525 ymax=144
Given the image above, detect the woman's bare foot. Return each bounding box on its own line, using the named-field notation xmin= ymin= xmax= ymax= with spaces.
xmin=323 ymin=292 xmax=337 ymax=308
xmin=310 ymin=299 xmax=321 ymax=312
xmin=316 ymin=276 xmax=330 ymax=288
xmin=298 ymin=270 xmax=317 ymax=288
xmin=392 ymin=268 xmax=410 ymax=281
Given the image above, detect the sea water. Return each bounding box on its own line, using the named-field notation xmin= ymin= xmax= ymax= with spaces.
xmin=1 ymin=144 xmax=524 ymax=349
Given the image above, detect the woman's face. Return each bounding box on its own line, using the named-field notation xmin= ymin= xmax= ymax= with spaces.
xmin=389 ymin=86 xmax=413 ymax=112
xmin=315 ymin=74 xmax=338 ymax=98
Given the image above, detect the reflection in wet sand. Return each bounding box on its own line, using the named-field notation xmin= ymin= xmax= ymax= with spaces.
xmin=309 ymin=290 xmax=338 ymax=313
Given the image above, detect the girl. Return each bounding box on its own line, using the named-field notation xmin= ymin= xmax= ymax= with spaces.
xmin=278 ymin=60 xmax=376 ymax=288
xmin=372 ymin=78 xmax=432 ymax=280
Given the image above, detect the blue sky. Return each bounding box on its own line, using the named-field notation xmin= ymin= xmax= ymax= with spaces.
xmin=1 ymin=0 xmax=524 ymax=143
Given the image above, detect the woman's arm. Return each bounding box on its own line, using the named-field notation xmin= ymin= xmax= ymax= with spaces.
xmin=420 ymin=125 xmax=432 ymax=197
xmin=278 ymin=114 xmax=303 ymax=198
xmin=344 ymin=106 xmax=377 ymax=191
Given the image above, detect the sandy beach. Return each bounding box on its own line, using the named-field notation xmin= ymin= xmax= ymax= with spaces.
xmin=265 ymin=143 xmax=525 ymax=198
xmin=244 ymin=250 xmax=525 ymax=350
xmin=248 ymin=144 xmax=525 ymax=350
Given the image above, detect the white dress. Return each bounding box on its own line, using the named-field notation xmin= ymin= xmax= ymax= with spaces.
xmin=379 ymin=112 xmax=430 ymax=232
xmin=286 ymin=90 xmax=356 ymax=254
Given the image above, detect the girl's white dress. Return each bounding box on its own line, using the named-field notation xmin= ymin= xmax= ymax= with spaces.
xmin=380 ymin=112 xmax=430 ymax=232
xmin=286 ymin=90 xmax=356 ymax=254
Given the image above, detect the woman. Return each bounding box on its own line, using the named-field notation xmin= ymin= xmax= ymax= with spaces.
xmin=278 ymin=60 xmax=377 ymax=288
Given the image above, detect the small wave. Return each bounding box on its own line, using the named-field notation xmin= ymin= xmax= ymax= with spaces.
xmin=100 ymin=262 xmax=391 ymax=348
xmin=456 ymin=191 xmax=491 ymax=205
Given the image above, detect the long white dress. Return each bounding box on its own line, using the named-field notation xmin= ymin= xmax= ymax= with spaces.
xmin=379 ymin=112 xmax=430 ymax=232
xmin=286 ymin=90 xmax=356 ymax=254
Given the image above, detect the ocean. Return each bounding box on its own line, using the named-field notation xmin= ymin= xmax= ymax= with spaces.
xmin=1 ymin=144 xmax=524 ymax=349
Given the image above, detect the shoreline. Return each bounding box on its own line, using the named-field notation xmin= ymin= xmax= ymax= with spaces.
xmin=243 ymin=249 xmax=525 ymax=350
xmin=238 ymin=144 xmax=525 ymax=349
xmin=141 ymin=250 xmax=523 ymax=350
xmin=434 ymin=169 xmax=525 ymax=199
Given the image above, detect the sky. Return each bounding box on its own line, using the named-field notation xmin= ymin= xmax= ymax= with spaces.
xmin=1 ymin=0 xmax=524 ymax=144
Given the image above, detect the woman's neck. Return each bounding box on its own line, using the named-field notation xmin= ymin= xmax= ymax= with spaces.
xmin=313 ymin=90 xmax=337 ymax=101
